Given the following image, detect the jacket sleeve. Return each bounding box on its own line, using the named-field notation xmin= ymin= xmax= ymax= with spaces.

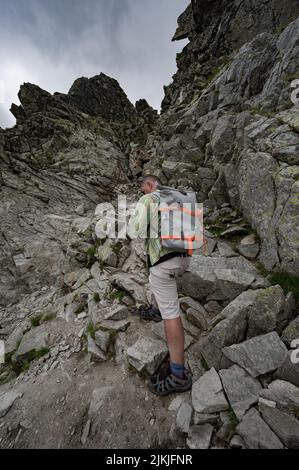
xmin=127 ymin=195 xmax=151 ymax=240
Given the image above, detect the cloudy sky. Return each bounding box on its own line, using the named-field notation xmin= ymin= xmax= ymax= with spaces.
xmin=0 ymin=0 xmax=190 ymax=128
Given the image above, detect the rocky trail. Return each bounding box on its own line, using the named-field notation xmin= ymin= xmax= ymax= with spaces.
xmin=1 ymin=0 xmax=299 ymax=449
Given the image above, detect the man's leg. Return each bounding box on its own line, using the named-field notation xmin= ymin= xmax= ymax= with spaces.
xmin=164 ymin=317 xmax=185 ymax=371
xmin=149 ymin=258 xmax=187 ymax=378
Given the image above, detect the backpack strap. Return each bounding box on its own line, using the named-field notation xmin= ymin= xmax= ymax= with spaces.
xmin=151 ymin=191 xmax=160 ymax=201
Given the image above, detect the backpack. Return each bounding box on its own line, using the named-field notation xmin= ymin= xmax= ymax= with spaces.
xmin=152 ymin=185 xmax=205 ymax=256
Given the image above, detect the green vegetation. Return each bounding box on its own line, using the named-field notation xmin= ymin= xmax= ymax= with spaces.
xmin=85 ymin=322 xmax=96 ymax=340
xmin=42 ymin=312 xmax=56 ymax=322
xmin=254 ymin=261 xmax=269 ymax=278
xmin=200 ymin=355 xmax=209 ymax=371
xmin=93 ymin=292 xmax=101 ymax=303
xmin=111 ymin=241 xmax=123 ymax=256
xmin=108 ymin=287 xmax=126 ymax=302
xmin=269 ymin=270 xmax=299 ymax=303
xmin=30 ymin=314 xmax=43 ymax=327
xmin=85 ymin=246 xmax=97 ymax=269
xmin=27 ymin=347 xmax=50 ymax=362
xmin=284 ymin=72 xmax=299 ymax=82
xmin=10 ymin=347 xmax=50 ymax=375
xmin=227 ymin=408 xmax=239 ymax=431
xmin=30 ymin=312 xmax=56 ymax=327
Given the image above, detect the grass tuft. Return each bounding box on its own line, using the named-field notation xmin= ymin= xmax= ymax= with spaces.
xmin=269 ymin=270 xmax=299 ymax=303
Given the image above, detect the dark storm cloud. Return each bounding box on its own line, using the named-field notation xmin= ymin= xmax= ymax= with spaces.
xmin=0 ymin=0 xmax=190 ymax=128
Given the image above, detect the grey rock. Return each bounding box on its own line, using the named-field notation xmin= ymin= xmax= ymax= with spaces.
xmin=88 ymin=386 xmax=114 ymax=419
xmin=68 ymin=73 xmax=138 ymax=122
xmin=222 ymin=332 xmax=288 ymax=377
xmin=192 ymin=368 xmax=229 ymax=413
xmin=126 ymin=336 xmax=168 ymax=375
xmin=259 ymin=402 xmax=299 ymax=449
xmin=216 ymin=421 xmax=235 ymax=444
xmin=219 ymin=225 xmax=249 ymax=238
xmin=181 ymin=316 xmax=201 ymax=337
xmin=202 ymin=286 xmax=286 ymax=373
xmin=180 ymin=255 xmax=258 ymax=303
xmin=219 ymin=365 xmax=262 ymax=420
xmin=4 ymin=324 xmax=28 ymax=355
xmin=70 ymin=268 xmax=91 ymax=290
xmin=204 ymin=300 xmax=222 ymax=317
xmin=81 ymin=419 xmax=91 ymax=445
xmin=94 ymin=330 xmax=111 ymax=354
xmin=274 ymin=351 xmax=299 ymax=387
xmin=96 ymin=239 xmax=118 ymax=268
xmin=194 ymin=413 xmax=219 ymax=426
xmin=176 ymin=402 xmax=193 ymax=434
xmin=13 ymin=325 xmax=49 ymax=361
xmin=217 ymin=241 xmax=237 ymax=257
xmin=0 ymin=390 xmax=21 ymax=418
xmin=186 ymin=424 xmax=214 ymax=449
xmin=110 ymin=273 xmax=147 ymax=304
xmin=185 ymin=307 xmax=209 ymax=331
xmin=260 ymin=380 xmax=299 ymax=416
xmin=237 ymin=242 xmax=260 ymax=260
xmin=99 ymin=319 xmax=130 ymax=332
xmin=282 ymin=316 xmax=299 ymax=347
xmin=168 ymin=396 xmax=185 ymax=412
xmin=87 ymin=335 xmax=107 ymax=362
xmin=198 ymin=285 xmax=285 ymax=369
xmin=104 ymin=304 xmax=128 ymax=321
xmin=230 ymin=435 xmax=246 ymax=449
xmin=179 ymin=296 xmax=207 ymax=314
xmin=236 ymin=408 xmax=283 ymax=449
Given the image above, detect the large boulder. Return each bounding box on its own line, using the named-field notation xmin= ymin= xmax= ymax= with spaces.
xmin=219 ymin=365 xmax=262 ymax=420
xmin=126 ymin=336 xmax=168 ymax=375
xmin=260 ymin=380 xmax=299 ymax=416
xmin=282 ymin=316 xmax=299 ymax=347
xmin=180 ymin=254 xmax=259 ymax=302
xmin=12 ymin=325 xmax=50 ymax=362
xmin=274 ymin=352 xmax=299 ymax=388
xmin=192 ymin=368 xmax=229 ymax=414
xmin=0 ymin=390 xmax=21 ymax=418
xmin=236 ymin=408 xmax=283 ymax=449
xmin=199 ymin=286 xmax=287 ymax=369
xmin=259 ymin=401 xmax=299 ymax=449
xmin=222 ymin=332 xmax=288 ymax=377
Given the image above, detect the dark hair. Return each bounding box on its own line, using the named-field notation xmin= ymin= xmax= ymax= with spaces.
xmin=141 ymin=175 xmax=162 ymax=186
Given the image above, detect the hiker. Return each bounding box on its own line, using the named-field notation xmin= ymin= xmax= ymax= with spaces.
xmin=128 ymin=175 xmax=193 ymax=396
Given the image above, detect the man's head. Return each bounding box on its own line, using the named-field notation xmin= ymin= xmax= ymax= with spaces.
xmin=141 ymin=175 xmax=162 ymax=194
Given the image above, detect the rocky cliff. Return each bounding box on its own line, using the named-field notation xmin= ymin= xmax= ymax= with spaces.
xmin=0 ymin=0 xmax=298 ymax=450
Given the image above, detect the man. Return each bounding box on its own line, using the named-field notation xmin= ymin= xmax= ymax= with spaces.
xmin=128 ymin=175 xmax=192 ymax=396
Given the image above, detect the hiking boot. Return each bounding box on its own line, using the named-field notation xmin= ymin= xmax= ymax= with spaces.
xmin=148 ymin=363 xmax=192 ymax=396
xmin=136 ymin=304 xmax=162 ymax=322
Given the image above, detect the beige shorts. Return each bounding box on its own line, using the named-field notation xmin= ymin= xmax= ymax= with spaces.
xmin=149 ymin=255 xmax=190 ymax=320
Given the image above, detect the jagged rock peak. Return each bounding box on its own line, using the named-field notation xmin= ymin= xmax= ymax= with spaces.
xmin=67 ymin=72 xmax=138 ymax=123
xmin=135 ymin=99 xmax=159 ymax=122
xmin=172 ymin=3 xmax=193 ymax=41
xmin=10 ymin=83 xmax=53 ymax=120
xmin=172 ymin=0 xmax=299 ymax=53
xmin=10 ymin=72 xmax=141 ymax=125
